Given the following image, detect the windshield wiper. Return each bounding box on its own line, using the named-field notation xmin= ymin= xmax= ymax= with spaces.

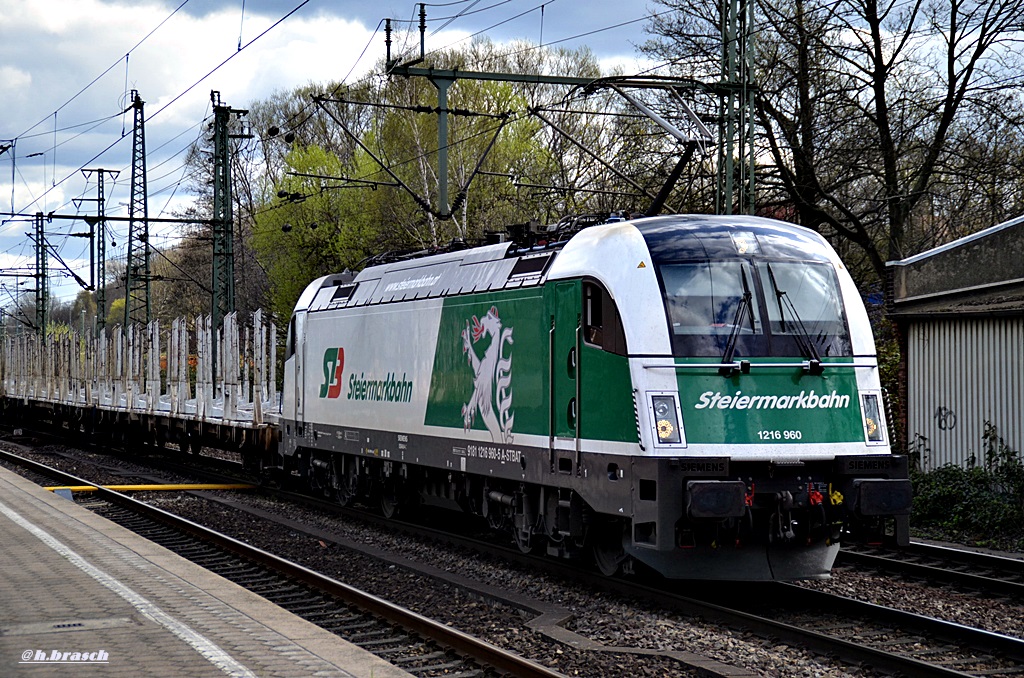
xmin=765 ymin=263 xmax=824 ymax=374
xmin=719 ymin=267 xmax=754 ymax=377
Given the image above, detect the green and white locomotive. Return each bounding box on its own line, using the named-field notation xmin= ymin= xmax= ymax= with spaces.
xmin=278 ymin=214 xmax=912 ymax=580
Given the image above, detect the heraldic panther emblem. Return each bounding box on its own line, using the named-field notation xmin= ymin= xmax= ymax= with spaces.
xmin=461 ymin=306 xmax=514 ymax=442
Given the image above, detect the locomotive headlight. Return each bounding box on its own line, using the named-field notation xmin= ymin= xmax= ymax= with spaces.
xmin=861 ymin=393 xmax=885 ymax=443
xmin=651 ymin=394 xmax=683 ymax=445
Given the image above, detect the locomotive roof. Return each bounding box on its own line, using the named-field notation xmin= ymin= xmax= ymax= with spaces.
xmin=632 ymin=214 xmax=833 ymax=264
xmin=298 ymin=214 xmax=828 ymax=313
xmin=302 ymin=239 xmax=555 ymax=312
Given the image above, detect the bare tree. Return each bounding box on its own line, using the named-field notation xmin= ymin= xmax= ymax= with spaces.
xmin=646 ymin=0 xmax=1024 ymax=284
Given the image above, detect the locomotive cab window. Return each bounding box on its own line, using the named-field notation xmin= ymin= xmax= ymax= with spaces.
xmin=662 ymin=261 xmax=760 ymax=335
xmin=658 ymin=259 xmax=852 ymax=358
xmin=660 ymin=261 xmax=764 ymax=357
xmin=583 ymin=281 xmax=627 ymax=355
xmin=757 ymin=261 xmax=852 ymax=358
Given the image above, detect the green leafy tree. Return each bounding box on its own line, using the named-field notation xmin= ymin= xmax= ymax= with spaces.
xmin=252 ymin=144 xmax=379 ymax=319
xmin=245 ymin=39 xmax=714 ymax=318
xmin=105 ymin=297 xmax=126 ymax=330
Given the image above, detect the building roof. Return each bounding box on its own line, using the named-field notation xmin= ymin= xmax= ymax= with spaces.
xmin=887 ymin=216 xmax=1024 ymax=317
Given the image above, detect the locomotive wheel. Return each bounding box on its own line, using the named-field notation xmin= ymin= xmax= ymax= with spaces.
xmin=336 ymin=463 xmax=358 ymax=507
xmin=513 ymin=527 xmax=538 ymax=554
xmin=592 ymin=523 xmax=628 ymax=577
xmin=593 ymin=543 xmax=626 ymax=577
xmin=380 ymin=493 xmax=397 ymax=518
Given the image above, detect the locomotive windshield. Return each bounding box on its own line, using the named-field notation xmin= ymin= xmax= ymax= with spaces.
xmin=662 ymin=262 xmax=762 ymax=337
xmin=660 ymin=259 xmax=852 ymax=358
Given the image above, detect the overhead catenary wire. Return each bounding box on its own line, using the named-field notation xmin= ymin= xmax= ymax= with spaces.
xmin=2 ymin=0 xmax=320 ymax=318
xmin=306 ymin=2 xmax=696 ymax=195
xmin=14 ymin=0 xmax=193 ymax=141
xmin=272 ymin=3 xmax=680 ymax=158
xmin=9 ymin=0 xmax=313 ymax=219
xmin=8 ymin=1 xmax=685 ymax=309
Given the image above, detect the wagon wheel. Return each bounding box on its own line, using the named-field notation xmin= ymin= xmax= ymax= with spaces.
xmin=379 ymin=479 xmax=401 ymax=519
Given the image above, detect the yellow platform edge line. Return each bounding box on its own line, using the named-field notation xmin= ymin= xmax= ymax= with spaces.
xmin=44 ymin=484 xmax=256 ymax=492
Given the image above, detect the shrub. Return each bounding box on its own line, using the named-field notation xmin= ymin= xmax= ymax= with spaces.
xmin=910 ymin=423 xmax=1024 ymax=551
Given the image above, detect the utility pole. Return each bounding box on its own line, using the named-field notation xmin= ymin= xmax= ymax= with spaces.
xmin=210 ymin=91 xmax=249 ymax=334
xmin=382 ymin=12 xmax=712 ymax=220
xmin=33 ymin=212 xmax=47 ymax=336
xmin=124 ymin=90 xmax=151 ymax=327
xmin=80 ymin=168 xmax=119 ymax=336
xmin=717 ymin=0 xmax=757 ymax=215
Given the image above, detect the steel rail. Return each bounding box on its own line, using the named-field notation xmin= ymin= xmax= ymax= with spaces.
xmin=838 ymin=541 xmax=1024 ymax=598
xmin=0 ymin=448 xmax=566 ymax=678
xmin=906 ymin=540 xmax=1024 ymax=571
xmin=6 ymin=429 xmax=1021 ymax=678
xmin=775 ymin=582 xmax=1024 ymax=667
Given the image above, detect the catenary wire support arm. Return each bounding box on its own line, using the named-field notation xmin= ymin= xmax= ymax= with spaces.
xmin=321 ymin=95 xmax=506 ymax=119
xmin=448 ymin=114 xmax=512 ymax=216
xmin=606 ymin=84 xmax=712 ymax=145
xmin=603 ymin=84 xmax=711 ymax=216
xmin=44 ymin=239 xmax=89 ymax=291
xmin=514 ymin=181 xmax=646 ymax=198
xmin=313 ymin=95 xmax=444 ymax=218
xmin=287 ymin=171 xmax=401 ymax=190
xmin=531 ymin=108 xmax=665 ymax=209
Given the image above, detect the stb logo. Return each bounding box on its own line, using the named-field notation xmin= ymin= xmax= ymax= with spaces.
xmin=461 ymin=306 xmax=514 ymax=443
xmin=320 ymin=347 xmax=344 ymax=398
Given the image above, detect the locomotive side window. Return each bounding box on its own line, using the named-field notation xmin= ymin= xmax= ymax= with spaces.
xmin=285 ymin=316 xmax=296 ymax=359
xmin=583 ymin=281 xmax=627 ymax=355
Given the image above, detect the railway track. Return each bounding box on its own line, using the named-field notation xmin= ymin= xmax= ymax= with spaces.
xmin=0 ymin=448 xmax=564 ymax=678
xmin=6 ymin=435 xmax=1024 ymax=677
xmin=155 ymin=471 xmax=1024 ymax=677
xmin=492 ymin=546 xmax=1024 ymax=678
xmin=839 ymin=541 xmax=1024 ymax=598
xmin=698 ymin=581 xmax=1024 ymax=677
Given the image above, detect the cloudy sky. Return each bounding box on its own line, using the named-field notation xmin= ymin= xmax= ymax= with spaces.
xmin=0 ymin=0 xmax=664 ymax=311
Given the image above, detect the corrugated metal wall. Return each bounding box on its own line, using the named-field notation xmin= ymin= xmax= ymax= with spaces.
xmin=907 ymin=317 xmax=1024 ymax=470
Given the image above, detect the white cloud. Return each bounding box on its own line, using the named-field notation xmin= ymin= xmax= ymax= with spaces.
xmin=1 ymin=0 xmax=658 ymax=304
xmin=0 ymin=65 xmax=30 ymax=89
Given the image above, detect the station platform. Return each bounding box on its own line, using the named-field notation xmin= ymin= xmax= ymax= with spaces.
xmin=0 ymin=466 xmax=412 ymax=677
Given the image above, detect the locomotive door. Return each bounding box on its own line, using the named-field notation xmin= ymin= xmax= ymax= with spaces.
xmin=550 ymin=281 xmax=581 ymax=449
xmin=293 ymin=310 xmax=306 ymax=422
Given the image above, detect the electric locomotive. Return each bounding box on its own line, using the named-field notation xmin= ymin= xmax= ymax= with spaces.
xmin=277 ymin=214 xmax=912 ymax=580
